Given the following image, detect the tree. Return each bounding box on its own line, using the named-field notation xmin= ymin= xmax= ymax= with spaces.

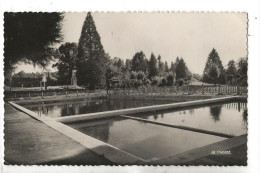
xmin=166 ymin=72 xmax=175 ymax=86
xmin=53 ymin=42 xmax=78 ymax=85
xmin=113 ymin=57 xmax=124 ymax=72
xmin=130 ymin=71 xmax=137 ymax=80
xmin=237 ymin=57 xmax=248 ymax=86
xmin=170 ymin=61 xmax=174 ymax=72
xmin=148 ymin=53 xmax=158 ymax=79
xmin=131 ymin=51 xmax=148 ymax=72
xmin=4 ymin=12 xmax=63 ymax=85
xmin=175 ymin=58 xmax=189 ymax=80
xmin=124 ymin=59 xmax=131 ymax=72
xmin=226 ymin=60 xmax=237 ymax=85
xmin=105 ymin=64 xmax=117 ymax=94
xmin=202 ymin=48 xmax=225 ymax=85
xmin=137 ymin=71 xmax=146 ymax=85
xmin=170 ymin=57 xmax=180 ymax=73
xmin=192 ymin=73 xmax=202 ymax=81
xmin=157 ymin=55 xmax=164 ymax=76
xmin=165 ymin=61 xmax=169 ymax=72
xmin=77 ymin=12 xmax=107 ymax=89
xmin=208 ymin=64 xmax=220 ymax=85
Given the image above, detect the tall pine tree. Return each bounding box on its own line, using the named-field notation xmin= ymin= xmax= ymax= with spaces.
xmin=77 ymin=12 xmax=107 ymax=89
xmin=202 ymin=48 xmax=225 ymax=85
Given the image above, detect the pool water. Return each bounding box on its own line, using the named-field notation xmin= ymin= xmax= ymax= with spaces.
xmin=131 ymin=101 xmax=247 ymax=136
xmin=66 ymin=101 xmax=247 ymax=160
xmin=67 ymin=118 xmax=226 ymax=161
xmin=21 ymin=97 xmax=191 ymax=118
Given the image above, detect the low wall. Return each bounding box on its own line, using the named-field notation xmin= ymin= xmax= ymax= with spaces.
xmin=55 ymin=96 xmax=243 ymax=124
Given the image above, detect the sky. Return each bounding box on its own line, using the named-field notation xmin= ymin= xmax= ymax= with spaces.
xmin=15 ymin=12 xmax=247 ymax=75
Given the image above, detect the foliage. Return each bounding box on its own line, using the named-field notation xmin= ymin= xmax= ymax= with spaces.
xmin=151 ymin=78 xmax=159 ymax=86
xmin=4 ymin=12 xmax=63 ymax=82
xmin=76 ymin=12 xmax=107 ymax=89
xmin=124 ymin=59 xmax=131 ymax=72
xmin=148 ymin=53 xmax=158 ymax=79
xmin=53 ymin=42 xmax=78 ymax=85
xmin=130 ymin=71 xmax=137 ymax=80
xmin=164 ymin=61 xmax=169 ymax=72
xmin=226 ymin=60 xmax=237 ymax=85
xmin=178 ymin=79 xmax=184 ymax=86
xmin=137 ymin=71 xmax=145 ymax=81
xmin=113 ymin=57 xmax=124 ymax=73
xmin=192 ymin=73 xmax=202 ymax=82
xmin=105 ymin=65 xmax=117 ymax=89
xmin=131 ymin=51 xmax=148 ymax=72
xmin=236 ymin=57 xmax=248 ymax=86
xmin=160 ymin=77 xmax=167 ymax=86
xmin=10 ymin=71 xmax=60 ymax=87
xmin=170 ymin=57 xmax=179 ymax=73
xmin=175 ymin=58 xmax=189 ymax=80
xmin=202 ymin=48 xmax=225 ymax=85
xmin=157 ymin=55 xmax=165 ymax=76
xmin=166 ymin=72 xmax=175 ymax=86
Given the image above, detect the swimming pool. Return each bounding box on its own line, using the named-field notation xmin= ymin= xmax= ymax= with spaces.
xmin=65 ymin=100 xmax=247 ymax=161
xmin=19 ymin=97 xmax=194 ymax=118
xmin=67 ymin=117 xmax=226 ymax=160
xmin=10 ymin=96 xmax=247 ymax=164
xmin=130 ymin=101 xmax=247 ymax=136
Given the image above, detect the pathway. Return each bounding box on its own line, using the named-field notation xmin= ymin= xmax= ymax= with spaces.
xmin=4 ymin=103 xmax=112 ymax=165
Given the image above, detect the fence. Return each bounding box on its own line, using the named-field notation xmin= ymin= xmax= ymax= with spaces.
xmin=4 ymin=89 xmax=106 ymax=100
xmin=4 ymin=85 xmax=247 ymax=100
xmin=110 ymin=85 xmax=248 ymax=96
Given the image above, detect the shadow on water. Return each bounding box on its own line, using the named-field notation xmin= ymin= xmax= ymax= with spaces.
xmin=242 ymin=109 xmax=248 ymax=128
xmin=209 ymin=105 xmax=222 ymax=122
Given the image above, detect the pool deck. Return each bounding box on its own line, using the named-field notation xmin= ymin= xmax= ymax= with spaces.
xmin=4 ymin=103 xmax=113 ymax=165
xmin=4 ymin=95 xmax=247 ymax=165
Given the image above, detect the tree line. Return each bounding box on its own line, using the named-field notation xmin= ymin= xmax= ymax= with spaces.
xmin=54 ymin=12 xmax=192 ymax=89
xmin=4 ymin=12 xmax=248 ymax=90
xmin=202 ymin=48 xmax=247 ymax=86
xmin=53 ymin=12 xmax=247 ymax=89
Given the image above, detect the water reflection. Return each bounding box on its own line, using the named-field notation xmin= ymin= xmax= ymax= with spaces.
xmin=153 ymin=114 xmax=158 ymax=120
xmin=131 ymin=101 xmax=247 ymax=136
xmin=209 ymin=105 xmax=222 ymax=122
xmin=65 ymin=101 xmax=248 ymax=160
xmin=242 ymin=109 xmax=248 ymax=128
xmin=27 ymin=98 xmax=181 ymax=117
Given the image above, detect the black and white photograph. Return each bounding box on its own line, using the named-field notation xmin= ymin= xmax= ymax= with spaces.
xmin=2 ymin=12 xmax=249 ymax=166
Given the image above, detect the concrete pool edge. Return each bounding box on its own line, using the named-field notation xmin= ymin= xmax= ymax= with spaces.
xmin=149 ymin=134 xmax=247 ymax=165
xmin=7 ymin=101 xmax=147 ymax=165
xmin=54 ymin=96 xmax=245 ymax=123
